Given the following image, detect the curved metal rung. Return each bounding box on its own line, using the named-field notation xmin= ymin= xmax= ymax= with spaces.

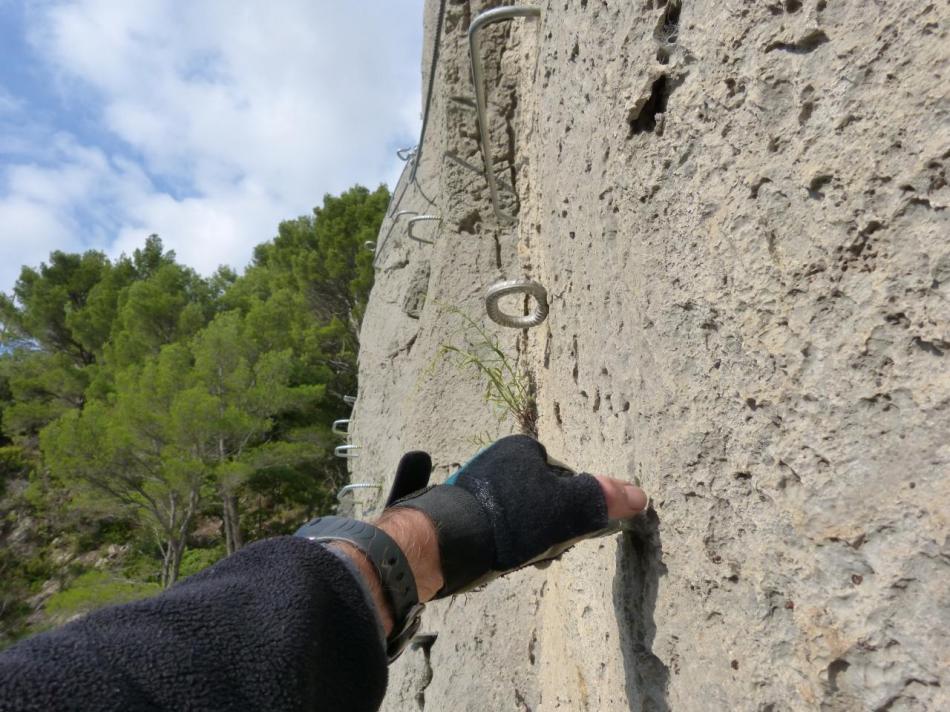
xmin=469 ymin=6 xmax=541 ymax=224
xmin=443 ymin=152 xmax=515 ymax=195
xmin=336 ymin=483 xmax=381 ymax=502
xmin=407 ymin=215 xmax=441 ymax=245
xmin=397 ymin=146 xmax=418 ymax=161
xmin=485 ymin=279 xmax=549 ymax=329
xmin=410 ymin=634 xmax=438 ymax=650
xmin=364 ymin=241 xmax=376 ymax=252
xmin=332 ymin=419 xmax=350 ymax=435
xmin=448 ymin=95 xmax=477 ymax=111
xmin=382 ymin=210 xmax=418 ymax=245
xmin=343 ymin=395 xmax=357 ymax=405
xmin=334 ymin=444 xmax=361 ymax=459
xmin=374 ymin=210 xmax=419 ymax=267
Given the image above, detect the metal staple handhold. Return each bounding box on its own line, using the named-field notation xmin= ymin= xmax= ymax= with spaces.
xmin=332 ymin=419 xmax=350 ymax=435
xmin=336 ymin=483 xmax=381 ymax=502
xmin=334 ymin=444 xmax=360 ymax=459
xmin=469 ymin=5 xmax=542 ymax=224
xmin=443 ymin=152 xmax=515 ymax=194
xmin=343 ymin=395 xmax=357 ymax=405
xmin=485 ymin=279 xmax=549 ymax=329
xmin=373 ymin=210 xmax=419 ymax=268
xmin=364 ymin=241 xmax=376 ymax=252
xmin=448 ymin=96 xmax=477 ymax=111
xmin=407 ymin=215 xmax=442 ymax=245
xmin=397 ymin=146 xmax=418 ymax=161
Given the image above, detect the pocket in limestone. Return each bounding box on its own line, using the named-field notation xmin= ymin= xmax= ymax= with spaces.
xmin=402 ymin=262 xmax=431 ymax=319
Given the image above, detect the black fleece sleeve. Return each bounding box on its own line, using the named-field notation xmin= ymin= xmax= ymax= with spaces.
xmin=0 ymin=536 xmax=388 ymax=712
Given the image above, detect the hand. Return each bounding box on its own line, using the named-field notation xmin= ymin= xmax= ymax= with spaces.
xmin=381 ymin=469 xmax=646 ymax=603
xmin=389 ymin=435 xmax=649 ymax=598
xmin=331 ymin=436 xmax=648 ymax=636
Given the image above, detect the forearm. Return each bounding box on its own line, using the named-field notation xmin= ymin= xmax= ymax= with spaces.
xmin=328 ymin=508 xmax=444 ymax=637
xmin=0 ymin=537 xmax=388 ymax=712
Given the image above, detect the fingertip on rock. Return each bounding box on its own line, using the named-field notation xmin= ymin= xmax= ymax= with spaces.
xmin=624 ymin=484 xmax=648 ymax=513
xmin=595 ymin=475 xmax=648 ymax=519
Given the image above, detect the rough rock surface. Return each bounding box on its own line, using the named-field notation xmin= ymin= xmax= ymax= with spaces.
xmin=346 ymin=1 xmax=949 ymax=710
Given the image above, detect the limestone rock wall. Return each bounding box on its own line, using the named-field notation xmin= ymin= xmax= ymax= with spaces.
xmin=348 ymin=1 xmax=949 ymax=710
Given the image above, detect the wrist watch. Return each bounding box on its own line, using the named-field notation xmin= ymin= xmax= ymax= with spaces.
xmin=295 ymin=515 xmax=424 ymax=662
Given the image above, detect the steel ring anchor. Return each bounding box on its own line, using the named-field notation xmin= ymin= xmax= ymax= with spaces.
xmin=485 ymin=279 xmax=549 ymax=329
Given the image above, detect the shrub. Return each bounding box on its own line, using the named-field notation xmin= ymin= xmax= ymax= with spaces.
xmin=179 ymin=546 xmax=225 ymax=579
xmin=44 ymin=571 xmax=160 ymax=620
xmin=437 ymin=307 xmax=538 ymax=436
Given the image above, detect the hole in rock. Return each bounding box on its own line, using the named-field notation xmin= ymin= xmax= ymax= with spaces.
xmin=628 ymin=76 xmax=669 ymax=135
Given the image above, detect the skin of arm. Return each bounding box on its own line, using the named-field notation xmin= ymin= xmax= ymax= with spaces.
xmin=329 ymin=475 xmax=647 ymax=636
xmin=327 ymin=508 xmax=443 ymax=636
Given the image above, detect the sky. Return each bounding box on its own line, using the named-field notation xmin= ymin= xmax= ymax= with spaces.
xmin=0 ymin=0 xmax=423 ymax=295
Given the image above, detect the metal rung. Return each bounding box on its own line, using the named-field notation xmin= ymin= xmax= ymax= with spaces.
xmin=343 ymin=395 xmax=357 ymax=405
xmin=334 ymin=445 xmax=360 ymax=459
xmin=397 ymin=146 xmax=418 ymax=161
xmin=485 ymin=278 xmax=549 ymax=329
xmin=444 ymin=152 xmax=515 ymax=194
xmin=364 ymin=241 xmax=376 ymax=251
xmin=408 ymin=215 xmax=441 ymax=245
xmin=332 ymin=419 xmax=350 ymax=435
xmin=469 ymin=5 xmax=541 ymax=224
xmin=410 ymin=634 xmax=438 ymax=650
xmin=336 ymin=483 xmax=381 ymax=502
xmin=374 ymin=209 xmax=419 ymax=268
xmin=448 ymin=96 xmax=477 ymax=111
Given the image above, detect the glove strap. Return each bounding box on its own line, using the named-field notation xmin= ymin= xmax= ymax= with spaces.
xmin=390 ymin=485 xmax=495 ymax=597
xmin=295 ymin=515 xmax=423 ymax=662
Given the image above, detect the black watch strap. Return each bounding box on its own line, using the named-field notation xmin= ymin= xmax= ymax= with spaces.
xmin=295 ymin=516 xmax=423 ymax=662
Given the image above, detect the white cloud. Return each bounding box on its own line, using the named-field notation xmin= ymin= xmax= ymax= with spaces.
xmin=0 ymin=197 xmax=73 ymax=292
xmin=1 ymin=0 xmax=423 ymax=293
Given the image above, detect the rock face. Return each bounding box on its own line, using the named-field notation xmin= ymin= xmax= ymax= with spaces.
xmin=347 ymin=1 xmax=949 ymax=710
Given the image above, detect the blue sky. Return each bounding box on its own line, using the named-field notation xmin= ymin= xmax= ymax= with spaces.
xmin=0 ymin=0 xmax=423 ymax=295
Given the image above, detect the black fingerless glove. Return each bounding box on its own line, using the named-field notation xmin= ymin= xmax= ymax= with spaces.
xmin=388 ymin=435 xmax=611 ymax=597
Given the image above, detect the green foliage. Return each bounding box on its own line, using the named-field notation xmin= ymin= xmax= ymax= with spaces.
xmin=42 ymin=344 xmax=207 ymax=587
xmin=74 ymin=517 xmax=138 ymax=552
xmin=44 ymin=571 xmax=160 ymax=620
xmin=0 ymin=184 xmax=385 ymax=632
xmin=179 ymin=545 xmax=225 ymax=579
xmin=437 ymin=308 xmax=538 ymax=436
xmin=0 ymin=544 xmax=54 ymax=647
xmin=0 ymin=445 xmax=28 ymax=498
xmin=0 ymin=249 xmax=112 ymax=364
xmin=105 ymin=261 xmax=217 ymax=370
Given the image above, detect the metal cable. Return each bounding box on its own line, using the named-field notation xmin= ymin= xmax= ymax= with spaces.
xmin=469 ymin=5 xmax=542 ymax=224
xmin=410 ymin=0 xmax=449 ymax=184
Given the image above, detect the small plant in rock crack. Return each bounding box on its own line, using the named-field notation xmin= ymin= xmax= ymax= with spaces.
xmin=436 ymin=307 xmax=538 ymax=437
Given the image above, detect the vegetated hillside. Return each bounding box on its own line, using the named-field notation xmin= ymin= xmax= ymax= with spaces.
xmin=0 ymin=184 xmax=387 ymax=648
xmin=358 ymin=1 xmax=949 ymax=710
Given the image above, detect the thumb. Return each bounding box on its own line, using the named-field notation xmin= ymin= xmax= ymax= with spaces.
xmin=593 ymin=475 xmax=649 ymax=519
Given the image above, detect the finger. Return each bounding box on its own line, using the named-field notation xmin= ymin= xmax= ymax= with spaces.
xmin=593 ymin=475 xmax=648 ymax=519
